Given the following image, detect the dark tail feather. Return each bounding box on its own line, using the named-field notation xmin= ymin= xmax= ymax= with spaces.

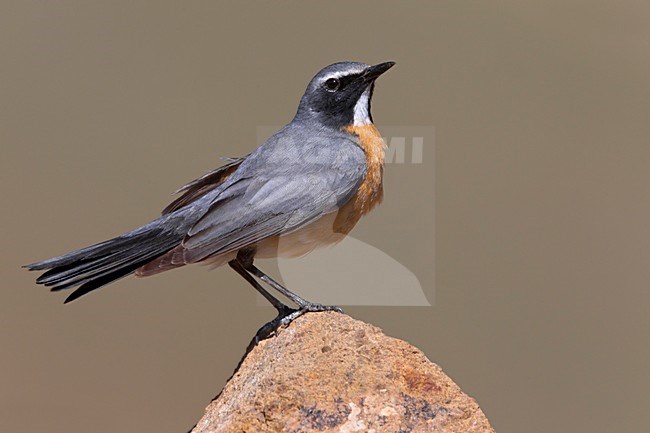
xmin=25 ymin=218 xmax=187 ymax=302
xmin=63 ymin=255 xmax=162 ymax=303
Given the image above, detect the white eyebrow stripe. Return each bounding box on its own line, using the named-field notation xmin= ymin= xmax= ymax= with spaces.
xmin=321 ymin=68 xmax=366 ymax=81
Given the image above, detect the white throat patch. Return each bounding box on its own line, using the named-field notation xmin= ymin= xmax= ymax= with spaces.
xmin=353 ymin=86 xmax=372 ymax=126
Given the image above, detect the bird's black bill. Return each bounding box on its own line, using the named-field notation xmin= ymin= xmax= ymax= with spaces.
xmin=362 ymin=61 xmax=396 ymax=82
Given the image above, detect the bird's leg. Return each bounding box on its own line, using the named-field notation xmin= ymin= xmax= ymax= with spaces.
xmin=244 ymin=262 xmax=344 ymax=316
xmin=231 ymin=249 xmax=342 ymax=332
xmin=228 ymin=259 xmax=295 ymax=317
xmin=229 ymin=251 xmax=300 ymax=342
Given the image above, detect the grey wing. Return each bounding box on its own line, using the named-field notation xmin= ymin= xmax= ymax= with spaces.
xmin=161 ymin=156 xmax=247 ymax=215
xmin=180 ymin=144 xmax=366 ymax=263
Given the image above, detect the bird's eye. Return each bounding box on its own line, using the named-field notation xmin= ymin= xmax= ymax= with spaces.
xmin=324 ymin=78 xmax=340 ymax=92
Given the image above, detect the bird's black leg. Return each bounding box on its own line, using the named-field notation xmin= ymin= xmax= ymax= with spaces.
xmin=228 ymin=258 xmax=294 ymax=317
xmin=229 ymin=257 xmax=299 ymax=342
xmin=231 ymin=248 xmax=342 ymax=333
xmin=244 ymin=262 xmax=343 ymax=315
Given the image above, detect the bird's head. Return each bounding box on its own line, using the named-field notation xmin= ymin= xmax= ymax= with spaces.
xmin=295 ymin=61 xmax=395 ymax=129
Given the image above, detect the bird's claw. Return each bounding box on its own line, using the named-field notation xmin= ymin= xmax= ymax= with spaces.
xmin=254 ymin=303 xmax=344 ymax=344
xmin=277 ymin=303 xmax=343 ymax=326
xmin=301 ymin=303 xmax=344 ymax=314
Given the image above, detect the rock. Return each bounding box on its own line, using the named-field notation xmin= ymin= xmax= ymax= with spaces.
xmin=191 ymin=312 xmax=495 ymax=433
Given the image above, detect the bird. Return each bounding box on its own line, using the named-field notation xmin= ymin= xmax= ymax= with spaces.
xmin=25 ymin=61 xmax=395 ymax=321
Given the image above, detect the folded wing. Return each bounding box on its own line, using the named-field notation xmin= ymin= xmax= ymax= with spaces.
xmin=179 ymin=141 xmax=367 ymax=264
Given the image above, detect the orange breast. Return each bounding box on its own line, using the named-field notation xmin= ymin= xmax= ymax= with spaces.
xmin=333 ymin=123 xmax=386 ymax=233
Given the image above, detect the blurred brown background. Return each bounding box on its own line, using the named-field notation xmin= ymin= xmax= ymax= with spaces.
xmin=2 ymin=1 xmax=649 ymax=432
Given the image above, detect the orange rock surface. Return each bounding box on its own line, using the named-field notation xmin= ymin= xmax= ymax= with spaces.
xmin=191 ymin=312 xmax=495 ymax=433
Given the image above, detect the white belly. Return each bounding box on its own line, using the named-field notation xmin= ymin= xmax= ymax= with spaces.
xmin=255 ymin=212 xmax=347 ymax=259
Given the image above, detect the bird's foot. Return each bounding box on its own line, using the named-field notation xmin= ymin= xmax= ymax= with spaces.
xmin=253 ymin=308 xmax=296 ymax=343
xmin=277 ymin=302 xmax=343 ymax=327
xmin=299 ymin=302 xmax=344 ymax=314
xmin=253 ymin=303 xmax=344 ymax=343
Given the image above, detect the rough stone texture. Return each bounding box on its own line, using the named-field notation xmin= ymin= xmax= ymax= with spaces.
xmin=191 ymin=312 xmax=495 ymax=433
